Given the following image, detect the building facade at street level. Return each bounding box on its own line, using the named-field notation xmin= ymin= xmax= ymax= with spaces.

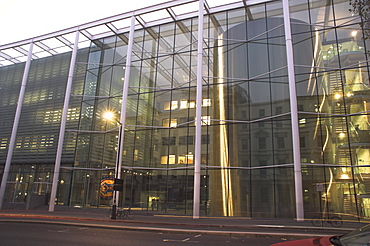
xmin=0 ymin=0 xmax=369 ymax=219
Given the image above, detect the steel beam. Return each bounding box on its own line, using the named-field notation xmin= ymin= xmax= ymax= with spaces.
xmin=0 ymin=0 xmax=272 ymax=51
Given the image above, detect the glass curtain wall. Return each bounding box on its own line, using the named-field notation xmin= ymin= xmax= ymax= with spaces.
xmin=291 ymin=0 xmax=370 ymax=219
xmin=72 ymin=0 xmax=295 ymax=217
xmin=70 ymin=36 xmax=128 ymax=207
xmin=68 ymin=0 xmax=370 ymax=219
xmin=0 ymin=49 xmax=88 ymax=205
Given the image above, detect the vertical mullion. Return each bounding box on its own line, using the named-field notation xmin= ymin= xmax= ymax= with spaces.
xmin=129 ymin=31 xmax=145 ymax=208
xmin=193 ymin=0 xmax=204 ymax=219
xmin=0 ymin=42 xmax=34 ymax=209
xmin=49 ymin=31 xmax=80 ymax=212
xmin=148 ymin=29 xmax=161 ymax=211
xmin=264 ymin=4 xmax=278 ymax=218
xmin=282 ymin=0 xmax=304 ymax=221
xmin=184 ymin=19 xmax=194 ymax=214
xmin=116 ymin=15 xmax=136 ymax=206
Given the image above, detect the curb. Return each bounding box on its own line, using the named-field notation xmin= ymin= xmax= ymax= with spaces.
xmin=0 ymin=218 xmax=332 ymax=239
xmin=0 ymin=213 xmax=355 ymax=232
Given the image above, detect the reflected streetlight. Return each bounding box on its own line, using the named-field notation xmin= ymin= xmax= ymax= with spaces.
xmin=103 ymin=110 xmax=123 ymax=219
xmin=103 ymin=111 xmax=115 ymax=122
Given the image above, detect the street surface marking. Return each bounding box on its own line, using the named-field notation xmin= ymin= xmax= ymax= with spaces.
xmin=163 ymin=239 xmax=199 ymax=243
xmin=163 ymin=237 xmax=199 ymax=243
xmin=47 ymin=229 xmax=70 ymax=233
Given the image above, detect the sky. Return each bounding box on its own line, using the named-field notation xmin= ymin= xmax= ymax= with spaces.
xmin=0 ymin=0 xmax=166 ymax=45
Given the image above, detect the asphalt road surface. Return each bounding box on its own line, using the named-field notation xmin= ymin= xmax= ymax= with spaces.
xmin=0 ymin=222 xmax=285 ymax=245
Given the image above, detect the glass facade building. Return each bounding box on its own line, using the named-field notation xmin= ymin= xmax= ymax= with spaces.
xmin=0 ymin=0 xmax=369 ymax=219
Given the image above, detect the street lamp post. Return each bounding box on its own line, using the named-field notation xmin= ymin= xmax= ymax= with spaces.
xmin=111 ymin=122 xmax=123 ymax=219
xmin=103 ymin=16 xmax=134 ymax=220
xmin=103 ymin=111 xmax=123 ymax=220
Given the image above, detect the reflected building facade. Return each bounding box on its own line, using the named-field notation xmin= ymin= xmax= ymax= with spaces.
xmin=0 ymin=0 xmax=370 ymax=219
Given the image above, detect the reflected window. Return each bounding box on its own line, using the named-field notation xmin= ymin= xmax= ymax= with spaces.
xmin=277 ymin=137 xmax=285 ymax=149
xmin=179 ymin=117 xmax=187 ymax=124
xmin=186 ymin=154 xmax=193 ymax=164
xmin=276 ymin=106 xmax=283 ymax=127
xmin=242 ymin=139 xmax=248 ymax=150
xmin=172 ymin=101 xmax=178 ymax=110
xmin=179 ymin=99 xmax=195 ymax=109
xmin=201 ymin=154 xmax=207 ymax=164
xmin=179 ymin=136 xmax=193 ymax=145
xmin=241 ymin=110 xmax=247 ymax=119
xmin=180 ymin=100 xmax=188 ymax=109
xmin=1 ymin=138 xmax=8 ymax=149
xmin=259 ymin=109 xmax=265 ymax=127
xmin=300 ymin=136 xmax=306 ymax=148
xmin=178 ymin=155 xmax=186 ymax=164
xmin=164 ymin=101 xmax=178 ymax=110
xmin=164 ymin=101 xmax=171 ymax=110
xmin=276 ymin=106 xmax=282 ymax=114
xmin=258 ymin=137 xmax=266 ymax=149
xmin=162 ymin=118 xmax=177 ymax=127
xmin=161 ymin=155 xmax=176 ymax=164
xmin=201 ymin=116 xmax=210 ymax=125
xmin=162 ymin=137 xmax=176 ymax=146
xmin=201 ymin=134 xmax=210 ymax=144
xmin=261 ymin=187 xmax=268 ymax=202
xmin=260 ymin=169 xmax=267 ymax=176
xmin=202 ymin=98 xmax=211 ymax=107
xmin=299 ymin=118 xmax=306 ymax=127
xmin=276 ymin=120 xmax=283 ymax=128
xmin=179 ymin=117 xmax=194 ymax=125
xmin=178 ymin=154 xmax=193 ymax=164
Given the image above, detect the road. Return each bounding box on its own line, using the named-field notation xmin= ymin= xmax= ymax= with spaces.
xmin=0 ymin=222 xmax=285 ymax=245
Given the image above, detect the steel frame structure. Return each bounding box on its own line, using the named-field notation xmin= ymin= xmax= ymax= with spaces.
xmin=0 ymin=0 xmax=270 ymax=66
xmin=0 ymin=0 xmax=306 ymax=220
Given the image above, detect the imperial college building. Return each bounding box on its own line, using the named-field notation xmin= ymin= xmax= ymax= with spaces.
xmin=0 ymin=0 xmax=369 ymax=220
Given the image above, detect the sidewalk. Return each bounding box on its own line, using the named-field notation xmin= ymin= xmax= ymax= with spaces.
xmin=0 ymin=207 xmax=367 ymax=239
